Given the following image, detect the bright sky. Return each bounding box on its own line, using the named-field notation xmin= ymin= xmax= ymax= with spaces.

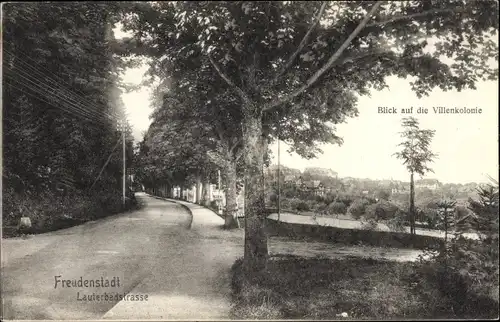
xmin=115 ymin=28 xmax=498 ymax=185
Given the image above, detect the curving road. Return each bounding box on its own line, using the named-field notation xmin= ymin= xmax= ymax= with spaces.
xmin=1 ymin=193 xmax=241 ymax=320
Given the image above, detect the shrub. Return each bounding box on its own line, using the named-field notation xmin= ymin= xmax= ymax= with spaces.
xmin=2 ymin=187 xmax=136 ymax=236
xmin=280 ymin=198 xmax=303 ymax=211
xmin=365 ymin=200 xmax=400 ymax=221
xmin=269 ymin=193 xmax=278 ymax=204
xmin=386 ymin=214 xmax=406 ymax=232
xmin=326 ymin=201 xmax=347 ymax=215
xmin=295 ymin=201 xmax=310 ymax=212
xmin=418 ymin=208 xmax=439 ymax=229
xmin=347 ymin=198 xmax=370 ymax=219
xmin=314 ymin=195 xmax=326 ymax=203
xmin=323 ymin=193 xmax=337 ymax=205
xmin=418 ymin=185 xmax=499 ymax=316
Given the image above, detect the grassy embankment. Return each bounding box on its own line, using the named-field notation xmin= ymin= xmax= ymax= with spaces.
xmin=2 ymin=189 xmax=140 ymax=237
xmin=230 ymin=255 xmax=498 ymax=320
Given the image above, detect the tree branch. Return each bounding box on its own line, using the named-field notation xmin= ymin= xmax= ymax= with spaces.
xmin=272 ymin=1 xmax=328 ymax=83
xmin=263 ymin=1 xmax=383 ymax=112
xmin=235 ymin=149 xmax=244 ymax=162
xmin=229 ymin=138 xmax=241 ymax=155
xmin=208 ymin=54 xmax=250 ymax=104
xmin=365 ymin=7 xmax=464 ymax=29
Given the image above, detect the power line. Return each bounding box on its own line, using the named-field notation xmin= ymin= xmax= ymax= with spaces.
xmin=3 ymin=79 xmax=106 ymax=129
xmin=3 ymin=47 xmax=120 ymax=121
xmin=3 ymin=56 xmax=116 ymax=127
xmin=3 ymin=72 xmax=108 ymax=127
xmin=3 ymin=50 xmax=118 ymax=123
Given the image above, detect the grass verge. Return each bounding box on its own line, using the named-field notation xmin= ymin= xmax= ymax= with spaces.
xmin=230 ymin=255 xmax=499 ymax=320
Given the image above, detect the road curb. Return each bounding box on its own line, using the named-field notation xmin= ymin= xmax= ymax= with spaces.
xmin=146 ymin=194 xmax=224 ymax=229
xmin=148 ymin=194 xmax=194 ymax=229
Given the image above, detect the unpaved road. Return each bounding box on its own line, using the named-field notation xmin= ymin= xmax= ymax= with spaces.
xmin=1 ymin=193 xmax=242 ymax=320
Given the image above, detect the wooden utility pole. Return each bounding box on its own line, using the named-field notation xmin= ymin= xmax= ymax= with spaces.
xmin=277 ymin=120 xmax=281 ymax=222
xmin=122 ymin=122 xmax=126 ymax=207
xmin=218 ymin=169 xmax=222 ymax=214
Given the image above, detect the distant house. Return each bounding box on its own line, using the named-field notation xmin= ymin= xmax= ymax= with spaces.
xmin=415 ymin=179 xmax=441 ymax=190
xmin=283 ymin=174 xmax=297 ymax=184
xmin=298 ymin=179 xmax=326 ymax=196
xmin=307 ymin=180 xmax=326 ymax=196
xmin=390 ymin=181 xmax=407 ymax=194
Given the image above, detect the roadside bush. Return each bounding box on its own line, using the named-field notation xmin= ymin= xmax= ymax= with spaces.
xmin=326 ymin=201 xmax=347 ymax=215
xmin=295 ymin=201 xmax=310 ymax=212
xmin=386 ymin=213 xmax=406 ymax=232
xmin=323 ymin=193 xmax=336 ymax=205
xmin=3 ymin=187 xmax=137 ymax=236
xmin=314 ymin=195 xmax=326 ymax=203
xmin=417 ymin=185 xmax=499 ymax=316
xmin=269 ymin=192 xmax=278 ymax=204
xmin=365 ymin=200 xmax=400 ymax=221
xmin=418 ymin=237 xmax=499 ymax=316
xmin=280 ymin=198 xmax=303 ymax=211
xmin=347 ymin=198 xmax=370 ymax=219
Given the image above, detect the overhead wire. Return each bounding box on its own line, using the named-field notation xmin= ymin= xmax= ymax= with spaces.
xmin=3 ymin=50 xmax=117 ymax=124
xmin=3 ymin=46 xmax=121 ymax=121
xmin=3 ymin=5 xmax=134 ymax=192
xmin=3 ymin=71 xmax=108 ymax=128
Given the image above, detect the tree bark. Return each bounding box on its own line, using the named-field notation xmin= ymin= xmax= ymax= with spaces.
xmin=180 ymin=186 xmax=184 ymax=200
xmin=241 ymin=111 xmax=268 ymax=273
xmin=410 ymin=172 xmax=416 ymax=235
xmin=195 ymin=175 xmax=202 ymax=203
xmin=202 ymin=177 xmax=211 ymax=207
xmin=224 ymin=159 xmax=239 ymax=229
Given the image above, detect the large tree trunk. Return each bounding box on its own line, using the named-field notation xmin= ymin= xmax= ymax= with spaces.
xmin=195 ymin=175 xmax=202 ymax=204
xmin=241 ymin=112 xmax=268 ymax=273
xmin=202 ymin=177 xmax=211 ymax=207
xmin=410 ymin=172 xmax=416 ymax=235
xmin=180 ymin=186 xmax=184 ymax=200
xmin=224 ymin=160 xmax=239 ymax=229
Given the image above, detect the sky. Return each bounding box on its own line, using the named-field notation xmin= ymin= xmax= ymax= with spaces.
xmin=115 ymin=29 xmax=498 ymax=185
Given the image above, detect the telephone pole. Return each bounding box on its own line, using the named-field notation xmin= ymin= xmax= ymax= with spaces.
xmin=217 ymin=169 xmax=222 ymax=214
xmin=122 ymin=121 xmax=126 ymax=207
xmin=277 ymin=118 xmax=281 ymax=222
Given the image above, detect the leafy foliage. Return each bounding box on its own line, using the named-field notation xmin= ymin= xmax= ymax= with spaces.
xmin=418 ymin=180 xmax=499 ymax=312
xmin=3 ymin=3 xmax=134 ymax=232
xmin=117 ymin=1 xmax=498 ymax=267
xmin=394 ymin=117 xmax=437 ymax=176
xmin=365 ymin=200 xmax=400 ymax=221
xmin=394 ymin=117 xmax=437 ymax=235
xmin=347 ymin=198 xmax=371 ymax=219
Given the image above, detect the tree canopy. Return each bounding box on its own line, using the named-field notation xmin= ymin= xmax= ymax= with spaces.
xmin=3 ymin=3 xmax=135 ymax=229
xmin=118 ymin=0 xmax=498 ymax=270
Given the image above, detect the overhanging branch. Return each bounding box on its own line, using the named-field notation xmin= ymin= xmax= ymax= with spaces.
xmin=208 ymin=54 xmax=251 ymax=104
xmin=272 ymin=1 xmax=328 ymax=84
xmin=365 ymin=7 xmax=464 ymax=29
xmin=229 ymin=138 xmax=241 ymax=155
xmin=263 ymin=1 xmax=383 ymax=112
xmin=262 ymin=49 xmax=392 ymax=116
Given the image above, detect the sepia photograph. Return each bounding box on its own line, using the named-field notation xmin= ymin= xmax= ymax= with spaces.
xmin=1 ymin=1 xmax=499 ymax=320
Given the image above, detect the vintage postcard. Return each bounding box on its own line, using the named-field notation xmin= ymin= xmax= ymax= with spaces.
xmin=2 ymin=1 xmax=498 ymax=321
